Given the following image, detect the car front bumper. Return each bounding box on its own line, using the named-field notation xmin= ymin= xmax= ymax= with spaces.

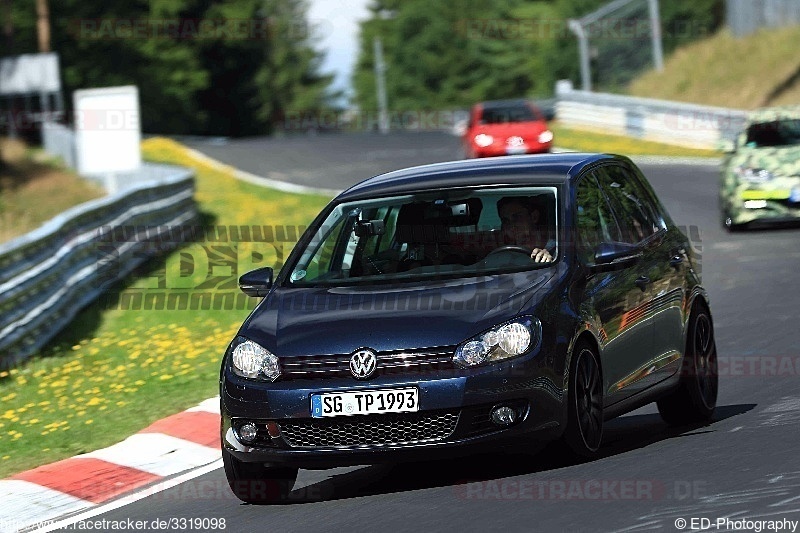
xmin=726 ymin=194 xmax=800 ymax=225
xmin=220 ymin=354 xmax=566 ymax=469
xmin=472 ymin=143 xmax=552 ymax=158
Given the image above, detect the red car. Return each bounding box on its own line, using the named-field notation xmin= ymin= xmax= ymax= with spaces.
xmin=463 ymin=99 xmax=553 ymax=158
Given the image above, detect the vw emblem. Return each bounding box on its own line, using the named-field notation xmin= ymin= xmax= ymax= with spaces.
xmin=507 ymin=136 xmax=524 ymax=147
xmin=350 ymin=349 xmax=377 ymax=379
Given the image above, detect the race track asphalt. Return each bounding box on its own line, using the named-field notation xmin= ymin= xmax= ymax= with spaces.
xmin=65 ymin=132 xmax=800 ymax=533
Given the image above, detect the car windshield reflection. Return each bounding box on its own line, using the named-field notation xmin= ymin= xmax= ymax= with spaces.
xmin=746 ymin=119 xmax=800 ymax=148
xmin=288 ymin=186 xmax=559 ymax=286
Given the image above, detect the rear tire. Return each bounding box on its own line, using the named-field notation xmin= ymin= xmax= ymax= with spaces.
xmin=222 ymin=448 xmax=298 ymax=504
xmin=657 ymin=302 xmax=718 ymax=425
xmin=562 ymin=342 xmax=604 ymax=457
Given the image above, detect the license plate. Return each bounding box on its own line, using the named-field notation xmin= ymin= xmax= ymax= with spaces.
xmin=311 ymin=388 xmax=419 ymax=418
xmin=505 ymin=146 xmax=527 ymax=155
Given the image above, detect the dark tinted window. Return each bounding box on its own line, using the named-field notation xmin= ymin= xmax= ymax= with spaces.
xmin=745 ymin=119 xmax=800 ymax=148
xmin=594 ymin=166 xmax=660 ymax=244
xmin=575 ymin=175 xmax=621 ymax=262
xmin=480 ymin=104 xmax=538 ymax=124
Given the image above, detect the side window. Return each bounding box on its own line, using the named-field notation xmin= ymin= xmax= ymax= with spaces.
xmin=595 ymin=166 xmax=659 ymax=244
xmin=575 ymin=175 xmax=621 ymax=262
xmin=627 ymin=165 xmax=668 ymax=230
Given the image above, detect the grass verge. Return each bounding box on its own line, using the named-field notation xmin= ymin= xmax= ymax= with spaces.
xmin=0 ymin=137 xmax=331 ymax=478
xmin=550 ymin=122 xmax=721 ymax=158
xmin=0 ymin=137 xmax=104 ymax=243
xmin=628 ymin=26 xmax=800 ymax=109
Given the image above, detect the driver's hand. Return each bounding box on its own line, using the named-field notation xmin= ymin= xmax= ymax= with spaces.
xmin=531 ymin=248 xmax=552 ymax=263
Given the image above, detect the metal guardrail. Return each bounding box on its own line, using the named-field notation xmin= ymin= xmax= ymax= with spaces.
xmin=0 ymin=164 xmax=198 ymax=368
xmin=556 ymin=89 xmax=748 ymax=149
xmin=41 ymin=121 xmax=76 ymax=169
xmin=726 ymin=0 xmax=800 ymax=38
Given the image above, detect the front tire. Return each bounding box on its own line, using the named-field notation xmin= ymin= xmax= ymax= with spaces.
xmin=722 ymin=205 xmax=746 ymax=232
xmin=222 ymin=448 xmax=298 ymax=504
xmin=562 ymin=342 xmax=604 ymax=457
xmin=657 ymin=303 xmax=718 ymax=425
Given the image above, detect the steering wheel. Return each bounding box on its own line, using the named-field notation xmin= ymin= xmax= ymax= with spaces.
xmin=487 ymin=245 xmax=533 ymax=257
xmin=486 ymin=244 xmax=533 ymax=257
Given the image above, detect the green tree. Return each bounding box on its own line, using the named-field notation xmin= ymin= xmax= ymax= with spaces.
xmin=6 ymin=0 xmax=336 ymax=136
xmin=352 ymin=0 xmax=724 ymax=110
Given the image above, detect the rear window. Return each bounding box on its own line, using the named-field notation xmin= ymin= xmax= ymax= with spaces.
xmin=480 ymin=105 xmax=538 ymax=124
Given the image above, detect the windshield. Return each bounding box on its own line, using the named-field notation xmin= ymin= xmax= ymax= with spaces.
xmin=745 ymin=119 xmax=800 ymax=148
xmin=287 ymin=186 xmax=559 ymax=286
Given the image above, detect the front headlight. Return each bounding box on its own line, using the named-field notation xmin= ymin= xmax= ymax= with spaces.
xmin=736 ymin=167 xmax=773 ymax=183
xmin=474 ymin=133 xmax=494 ymax=147
xmin=229 ymin=337 xmax=281 ymax=381
xmin=454 ymin=317 xmax=541 ymax=368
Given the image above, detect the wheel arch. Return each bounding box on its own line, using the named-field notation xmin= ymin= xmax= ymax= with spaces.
xmin=565 ymin=329 xmax=604 ymax=394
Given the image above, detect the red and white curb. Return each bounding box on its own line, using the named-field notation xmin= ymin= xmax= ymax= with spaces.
xmin=0 ymin=397 xmax=220 ymax=533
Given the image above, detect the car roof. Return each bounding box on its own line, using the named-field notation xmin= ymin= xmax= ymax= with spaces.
xmin=337 ymin=153 xmax=619 ymax=201
xmin=747 ymin=105 xmax=800 ymax=124
xmin=478 ymin=99 xmax=535 ymax=109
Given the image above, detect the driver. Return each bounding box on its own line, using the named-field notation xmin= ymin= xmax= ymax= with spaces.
xmin=497 ymin=196 xmax=554 ymax=263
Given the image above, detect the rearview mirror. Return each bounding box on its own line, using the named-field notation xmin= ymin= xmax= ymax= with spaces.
xmin=239 ymin=267 xmax=273 ymax=297
xmin=354 ymin=219 xmax=385 ymax=238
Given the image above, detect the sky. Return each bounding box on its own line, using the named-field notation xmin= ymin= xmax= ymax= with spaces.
xmin=307 ymin=0 xmax=372 ymax=102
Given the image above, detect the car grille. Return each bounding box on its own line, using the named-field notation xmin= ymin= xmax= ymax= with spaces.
xmin=279 ymin=346 xmax=456 ymax=380
xmin=279 ymin=411 xmax=460 ymax=448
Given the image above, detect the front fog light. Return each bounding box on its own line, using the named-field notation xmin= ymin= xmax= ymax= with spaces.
xmin=231 ymin=339 xmax=281 ymax=381
xmin=491 ymin=406 xmax=518 ymax=425
xmin=238 ymin=422 xmax=258 ymax=443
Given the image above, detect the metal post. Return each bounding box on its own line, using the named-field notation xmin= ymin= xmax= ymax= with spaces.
xmin=36 ymin=0 xmax=51 ymax=53
xmin=373 ymin=37 xmax=389 ymax=134
xmin=648 ymin=0 xmax=664 ymax=71
xmin=568 ymin=20 xmax=592 ymax=92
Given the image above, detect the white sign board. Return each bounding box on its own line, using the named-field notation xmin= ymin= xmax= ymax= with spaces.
xmin=0 ymin=53 xmax=61 ymax=95
xmin=74 ymin=86 xmax=141 ymax=176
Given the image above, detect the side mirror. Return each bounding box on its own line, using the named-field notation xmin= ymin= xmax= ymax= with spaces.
xmin=239 ymin=267 xmax=273 ymax=297
xmin=590 ymin=242 xmax=641 ymax=272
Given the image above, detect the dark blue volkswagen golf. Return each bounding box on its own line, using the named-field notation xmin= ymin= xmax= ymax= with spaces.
xmin=220 ymin=153 xmax=718 ymax=503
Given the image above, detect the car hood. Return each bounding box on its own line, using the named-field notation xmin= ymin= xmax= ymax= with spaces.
xmin=731 ymin=145 xmax=800 ymax=177
xmin=241 ymin=270 xmax=556 ymax=356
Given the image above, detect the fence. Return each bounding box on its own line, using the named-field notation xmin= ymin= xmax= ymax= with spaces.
xmin=726 ymin=0 xmax=800 ymax=38
xmin=41 ymin=121 xmax=75 ymax=168
xmin=555 ymin=88 xmax=747 ymax=149
xmin=0 ymin=164 xmax=198 ymax=368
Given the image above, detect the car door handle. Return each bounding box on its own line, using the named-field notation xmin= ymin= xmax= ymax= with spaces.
xmin=634 ymin=276 xmax=651 ymax=291
xmin=669 ymin=255 xmax=683 ymax=268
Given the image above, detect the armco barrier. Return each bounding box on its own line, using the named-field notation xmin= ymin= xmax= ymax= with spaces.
xmin=556 ymin=89 xmax=748 ymax=149
xmin=0 ymin=163 xmax=197 ymax=368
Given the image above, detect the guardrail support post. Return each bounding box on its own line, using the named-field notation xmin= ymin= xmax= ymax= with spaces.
xmin=568 ymin=19 xmax=592 ymax=92
xmin=648 ymin=0 xmax=664 ymax=72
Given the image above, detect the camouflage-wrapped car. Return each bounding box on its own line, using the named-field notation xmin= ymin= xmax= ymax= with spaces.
xmin=720 ymin=106 xmax=800 ymax=229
